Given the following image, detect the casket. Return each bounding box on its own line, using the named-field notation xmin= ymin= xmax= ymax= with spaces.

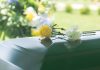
xmin=0 ymin=31 xmax=100 ymax=70
xmin=0 ymin=37 xmax=47 ymax=70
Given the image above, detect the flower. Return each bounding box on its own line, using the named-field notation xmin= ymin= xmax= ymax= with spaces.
xmin=30 ymin=14 xmax=53 ymax=27
xmin=39 ymin=15 xmax=53 ymax=26
xmin=31 ymin=29 xmax=40 ymax=36
xmin=31 ymin=25 xmax=52 ymax=38
xmin=1 ymin=9 xmax=9 ymax=15
xmin=39 ymin=25 xmax=52 ymax=37
xmin=24 ymin=7 xmax=37 ymax=21
xmin=66 ymin=26 xmax=81 ymax=41
xmin=26 ymin=12 xmax=35 ymax=21
xmin=38 ymin=2 xmax=45 ymax=13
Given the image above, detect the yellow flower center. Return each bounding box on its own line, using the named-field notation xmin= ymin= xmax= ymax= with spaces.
xmin=26 ymin=12 xmax=35 ymax=21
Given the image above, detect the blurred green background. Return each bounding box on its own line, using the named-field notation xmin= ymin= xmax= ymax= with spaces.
xmin=0 ymin=0 xmax=100 ymax=40
xmin=54 ymin=0 xmax=100 ymax=32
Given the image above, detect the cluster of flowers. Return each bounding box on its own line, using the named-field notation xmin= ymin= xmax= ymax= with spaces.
xmin=0 ymin=0 xmax=81 ymax=42
xmin=0 ymin=0 xmax=55 ymax=40
xmin=24 ymin=3 xmax=54 ymax=38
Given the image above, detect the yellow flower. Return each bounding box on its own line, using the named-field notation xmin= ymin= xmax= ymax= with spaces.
xmin=26 ymin=12 xmax=35 ymax=21
xmin=39 ymin=25 xmax=52 ymax=37
xmin=31 ymin=29 xmax=40 ymax=36
xmin=31 ymin=25 xmax=52 ymax=37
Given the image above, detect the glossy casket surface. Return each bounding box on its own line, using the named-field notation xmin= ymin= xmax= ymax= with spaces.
xmin=41 ymin=31 xmax=100 ymax=70
xmin=0 ymin=37 xmax=47 ymax=70
xmin=0 ymin=31 xmax=100 ymax=70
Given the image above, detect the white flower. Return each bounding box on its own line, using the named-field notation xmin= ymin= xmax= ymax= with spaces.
xmin=30 ymin=14 xmax=53 ymax=28
xmin=25 ymin=7 xmax=54 ymax=28
xmin=0 ymin=3 xmax=6 ymax=8
xmin=66 ymin=26 xmax=81 ymax=41
xmin=24 ymin=7 xmax=37 ymax=20
xmin=1 ymin=9 xmax=9 ymax=15
xmin=24 ymin=7 xmax=36 ymax=14
xmin=39 ymin=16 xmax=52 ymax=25
xmin=30 ymin=16 xmax=41 ymax=27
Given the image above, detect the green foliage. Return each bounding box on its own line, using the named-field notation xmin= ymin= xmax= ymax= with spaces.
xmin=17 ymin=0 xmax=38 ymax=13
xmin=53 ymin=4 xmax=56 ymax=12
xmin=65 ymin=5 xmax=73 ymax=13
xmin=51 ymin=4 xmax=56 ymax=12
xmin=80 ymin=7 xmax=91 ymax=15
xmin=51 ymin=24 xmax=65 ymax=37
xmin=5 ymin=15 xmax=31 ymax=38
xmin=0 ymin=1 xmax=32 ymax=40
xmin=98 ymin=8 xmax=100 ymax=15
